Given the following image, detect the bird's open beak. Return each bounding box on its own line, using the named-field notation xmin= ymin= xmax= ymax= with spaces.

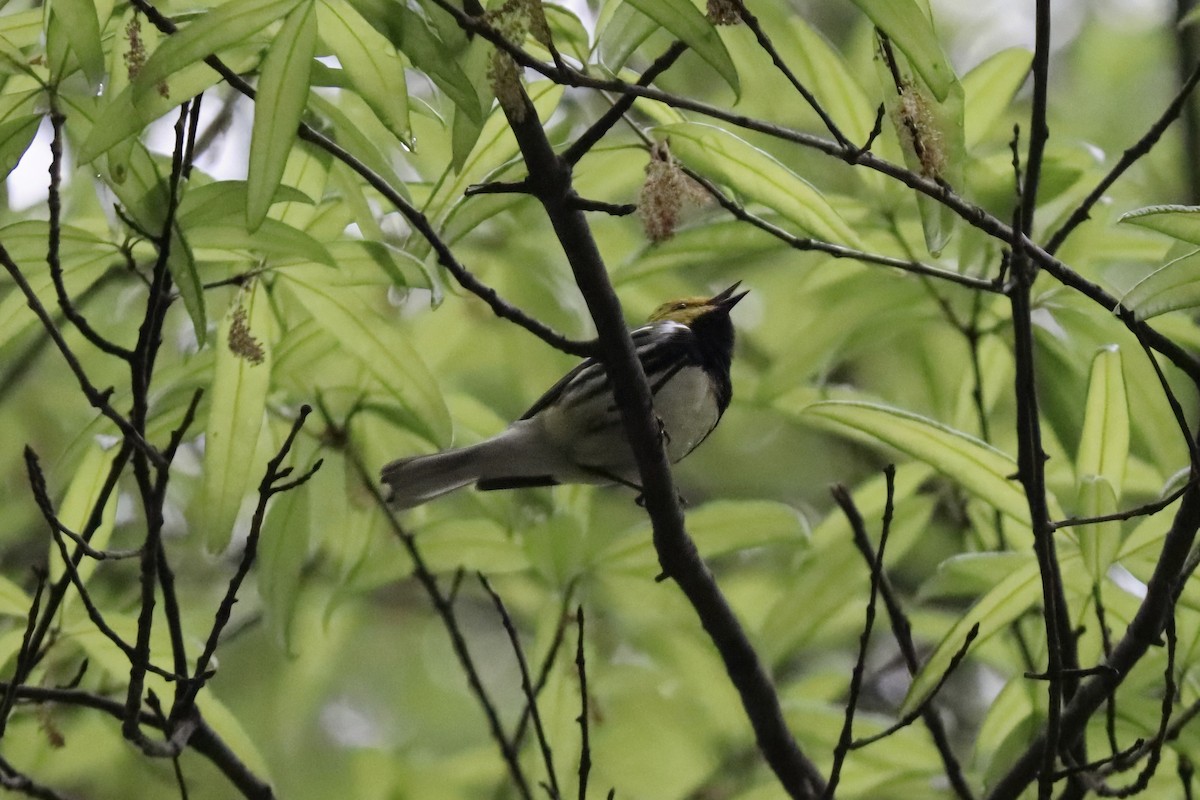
xmin=710 ymin=281 xmax=749 ymax=310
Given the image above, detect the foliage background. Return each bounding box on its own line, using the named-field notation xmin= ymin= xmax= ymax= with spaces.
xmin=1 ymin=0 xmax=1199 ymax=798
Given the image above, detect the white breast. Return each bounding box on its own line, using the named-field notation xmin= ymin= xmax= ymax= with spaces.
xmin=655 ymin=365 xmax=721 ymax=462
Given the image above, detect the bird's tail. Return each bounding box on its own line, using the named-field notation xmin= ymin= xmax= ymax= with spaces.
xmin=381 ymin=444 xmax=488 ymax=510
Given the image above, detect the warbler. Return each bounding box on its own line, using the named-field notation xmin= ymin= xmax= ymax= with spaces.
xmin=382 ymin=282 xmax=747 ymax=508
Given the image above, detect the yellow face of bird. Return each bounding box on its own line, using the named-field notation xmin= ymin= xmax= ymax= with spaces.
xmin=647 ymin=296 xmax=718 ymax=325
xmin=646 ymin=283 xmax=747 ymax=324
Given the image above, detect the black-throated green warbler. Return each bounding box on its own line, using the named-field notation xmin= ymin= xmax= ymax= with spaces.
xmin=382 ymin=282 xmax=747 ymax=508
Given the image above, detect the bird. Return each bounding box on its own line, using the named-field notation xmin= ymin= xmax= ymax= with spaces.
xmin=381 ymin=282 xmax=747 ymax=509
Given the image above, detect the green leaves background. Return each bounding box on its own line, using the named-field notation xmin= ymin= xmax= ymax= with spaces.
xmin=0 ymin=0 xmax=1198 ymax=798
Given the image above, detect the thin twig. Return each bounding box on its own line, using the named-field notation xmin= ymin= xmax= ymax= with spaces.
xmin=480 ymin=574 xmax=562 ymax=800
xmin=575 ymin=607 xmax=592 ymax=800
xmin=823 ymin=473 xmax=896 ymax=799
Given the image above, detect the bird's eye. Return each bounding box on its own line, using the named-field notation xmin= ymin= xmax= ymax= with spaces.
xmin=673 ymin=302 xmax=688 ymax=310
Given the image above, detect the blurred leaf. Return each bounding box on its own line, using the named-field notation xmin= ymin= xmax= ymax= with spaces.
xmin=317 ymin=0 xmax=410 ymax=144
xmin=280 ymin=265 xmax=451 ymax=445
xmin=849 ymin=0 xmax=956 ymax=101
xmin=659 ymin=122 xmax=864 ymax=248
xmin=0 ymin=114 xmax=41 ymax=181
xmin=626 ymin=0 xmax=739 ymax=96
xmin=0 ymin=577 xmax=30 ymax=618
xmin=51 ymin=440 xmax=120 ymax=588
xmin=803 ymin=400 xmax=1033 ymax=525
xmin=197 ymin=280 xmax=275 ymax=551
xmin=918 ymin=552 xmax=1035 ymax=599
xmin=133 ymin=0 xmax=304 ymax=102
xmin=195 ymin=692 xmax=273 ymax=780
xmin=962 ymin=47 xmax=1032 ymax=148
xmin=599 ymin=500 xmax=807 ymax=571
xmin=1118 ymin=247 xmax=1200 ymax=319
xmin=416 ymin=518 xmax=531 ymax=574
xmin=47 ymin=0 xmax=105 ymax=84
xmin=260 ymin=470 xmax=313 ymax=653
xmin=247 ymin=1 xmax=317 ymax=231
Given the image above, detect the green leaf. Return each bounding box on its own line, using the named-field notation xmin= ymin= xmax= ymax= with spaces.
xmin=1077 ymin=476 xmax=1120 ymax=580
xmin=625 ymin=0 xmax=739 ymax=96
xmin=188 ymin=219 xmax=334 ymax=266
xmin=803 ymin=400 xmax=1033 ymax=525
xmin=317 ymin=0 xmax=410 ymax=144
xmin=391 ymin=3 xmax=482 ymax=123
xmin=322 ymin=239 xmax=433 ymax=289
xmin=0 ymin=114 xmax=41 ymax=182
xmin=849 ymin=0 xmax=955 ymax=101
xmin=962 ymin=48 xmax=1033 ymax=148
xmin=1119 ymin=204 xmax=1200 ymax=244
xmin=197 ymin=280 xmax=275 ymax=551
xmin=901 ymin=558 xmax=1043 ymax=714
xmin=1118 ymin=247 xmax=1200 ymax=319
xmin=596 ymin=1 xmax=660 ymax=73
xmin=133 ymin=0 xmax=305 ymax=102
xmin=658 ymin=122 xmax=864 ymax=248
xmin=177 ymin=180 xmax=314 ymax=227
xmin=1076 ymin=346 xmax=1129 ymax=494
xmin=81 ymin=47 xmax=260 ymax=162
xmin=247 ymin=1 xmax=316 ymax=232
xmin=168 ymin=225 xmax=207 ymax=347
xmin=48 ymin=0 xmax=105 ymax=84
xmin=280 ymin=265 xmax=450 ymax=445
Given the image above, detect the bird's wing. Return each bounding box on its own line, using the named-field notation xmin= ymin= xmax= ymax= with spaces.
xmin=517 ymin=321 xmax=692 ymax=420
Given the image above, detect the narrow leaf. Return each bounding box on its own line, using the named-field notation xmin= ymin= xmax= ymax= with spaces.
xmin=1076 ymin=346 xmax=1129 ymax=494
xmin=317 ymin=0 xmax=410 ymax=144
xmin=0 ymin=577 xmax=30 ymax=618
xmin=48 ymin=0 xmax=105 ymax=84
xmin=659 ymin=122 xmax=864 ymax=248
xmin=247 ymin=1 xmax=316 ymax=231
xmin=168 ymin=224 xmax=207 ymax=347
xmin=625 ymin=0 xmax=739 ymax=96
xmin=187 ymin=219 xmax=334 ymax=266
xmin=962 ymin=48 xmax=1033 ymax=148
xmin=133 ymin=0 xmax=305 ymax=101
xmin=259 ymin=469 xmax=312 ymax=653
xmin=1077 ymin=476 xmax=1121 ymax=580
xmin=197 ymin=280 xmax=275 ymax=551
xmin=1119 ymin=204 xmax=1200 ymax=244
xmin=902 ymin=557 xmax=1045 ymax=714
xmin=849 ymin=0 xmax=956 ymax=101
xmin=803 ymin=400 xmax=1032 ymax=525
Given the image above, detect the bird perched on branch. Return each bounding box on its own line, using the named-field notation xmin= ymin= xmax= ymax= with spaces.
xmin=382 ymin=282 xmax=747 ymax=508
